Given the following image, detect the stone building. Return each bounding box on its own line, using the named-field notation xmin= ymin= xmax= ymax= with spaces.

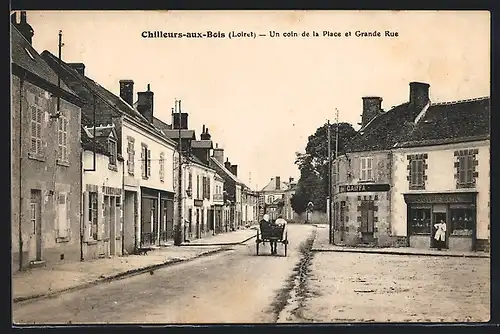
xmin=332 ymin=81 xmax=490 ymax=251
xmin=11 ymin=13 xmax=85 ymax=271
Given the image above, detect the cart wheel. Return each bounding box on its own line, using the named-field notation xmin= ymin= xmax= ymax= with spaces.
xmin=284 ymin=242 xmax=288 ymax=257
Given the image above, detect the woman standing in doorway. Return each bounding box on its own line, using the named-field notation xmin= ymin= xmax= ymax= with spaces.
xmin=434 ymin=220 xmax=447 ymax=250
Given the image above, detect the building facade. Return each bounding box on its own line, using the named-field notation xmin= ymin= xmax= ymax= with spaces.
xmin=260 ymin=176 xmax=296 ymax=221
xmin=11 ymin=16 xmax=85 ymax=271
xmin=332 ymin=82 xmax=490 ymax=251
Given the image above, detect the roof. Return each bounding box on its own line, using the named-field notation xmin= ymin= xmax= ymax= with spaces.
xmin=345 ymin=97 xmax=490 ymax=152
xmin=81 ymin=127 xmax=110 ymax=156
xmin=191 ymin=140 xmax=213 ymax=149
xmin=11 ymin=24 xmax=78 ymax=99
xmin=40 ymin=51 xmax=176 ymax=147
xmin=164 ymin=129 xmax=196 ymax=140
xmin=261 ymin=177 xmax=290 ymax=192
xmin=210 ymin=157 xmax=245 ymax=185
xmin=153 ymin=117 xmax=172 ymax=132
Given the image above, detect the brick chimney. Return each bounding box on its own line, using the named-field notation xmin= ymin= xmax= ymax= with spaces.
xmin=409 ymin=82 xmax=430 ymax=120
xmin=68 ymin=63 xmax=85 ymax=76
xmin=137 ymin=84 xmax=154 ymax=123
xmin=200 ymin=125 xmax=211 ymax=140
xmin=119 ymin=79 xmax=134 ymax=106
xmin=361 ymin=97 xmax=383 ymax=128
xmin=213 ymin=143 xmax=224 ymax=163
xmin=11 ymin=11 xmax=34 ymax=45
xmin=230 ymin=165 xmax=238 ymax=177
xmin=224 ymin=158 xmax=232 ymax=170
xmin=275 ymin=176 xmax=281 ymax=190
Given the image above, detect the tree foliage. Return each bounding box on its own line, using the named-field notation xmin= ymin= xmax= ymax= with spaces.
xmin=291 ymin=122 xmax=357 ymax=214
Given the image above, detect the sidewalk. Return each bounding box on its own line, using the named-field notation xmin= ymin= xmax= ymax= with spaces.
xmin=182 ymin=226 xmax=257 ymax=246
xmin=311 ymin=224 xmax=490 ymax=259
xmin=13 ymin=229 xmax=256 ymax=304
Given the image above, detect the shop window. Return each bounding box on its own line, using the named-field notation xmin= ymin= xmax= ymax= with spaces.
xmin=409 ymin=208 xmax=431 ymax=235
xmin=450 ymin=208 xmax=474 ymax=236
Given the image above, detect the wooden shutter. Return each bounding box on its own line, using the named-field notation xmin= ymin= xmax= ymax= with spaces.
xmin=207 ymin=177 xmax=211 ymax=199
xmin=147 ymin=149 xmax=151 ymax=177
xmin=141 ymin=146 xmax=145 ymax=177
xmin=360 ymin=201 xmax=368 ymax=232
xmin=57 ymin=192 xmax=68 ymax=238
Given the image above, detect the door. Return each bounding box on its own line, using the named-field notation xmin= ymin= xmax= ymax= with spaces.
xmin=109 ymin=197 xmax=116 ymax=255
xmin=103 ymin=196 xmax=111 ymax=256
xmin=196 ymin=209 xmax=200 ymax=238
xmin=166 ymin=199 xmax=174 ymax=240
xmin=360 ymin=200 xmax=375 ymax=243
xmin=30 ymin=190 xmax=42 ymax=261
xmin=159 ymin=200 xmax=167 ymax=243
xmin=431 ymin=211 xmax=448 ymax=249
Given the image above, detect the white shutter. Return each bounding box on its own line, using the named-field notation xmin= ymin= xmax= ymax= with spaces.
xmin=57 ymin=193 xmax=68 ymax=238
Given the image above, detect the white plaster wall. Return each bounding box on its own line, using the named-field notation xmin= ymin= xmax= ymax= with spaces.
xmin=122 ymin=120 xmax=176 ymax=193
xmin=82 ymin=151 xmax=123 ymax=189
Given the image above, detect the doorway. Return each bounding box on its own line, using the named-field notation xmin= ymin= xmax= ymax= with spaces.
xmin=359 ymin=199 xmax=375 ymax=243
xmin=30 ymin=190 xmax=42 ymax=262
xmin=109 ymin=196 xmax=116 ymax=255
xmin=431 ymin=211 xmax=448 ymax=249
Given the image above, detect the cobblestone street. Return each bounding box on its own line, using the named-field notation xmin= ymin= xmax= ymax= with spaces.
xmin=298 ymin=251 xmax=490 ymax=323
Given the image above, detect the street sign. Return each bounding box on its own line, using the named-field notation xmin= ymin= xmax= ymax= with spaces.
xmin=338 ymin=184 xmax=390 ymax=193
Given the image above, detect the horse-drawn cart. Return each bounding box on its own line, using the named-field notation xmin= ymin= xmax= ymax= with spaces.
xmin=256 ymin=224 xmax=288 ymax=256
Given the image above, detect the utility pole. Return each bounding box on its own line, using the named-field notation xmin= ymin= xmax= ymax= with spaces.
xmin=328 ymin=120 xmax=332 ymax=244
xmin=174 ymin=99 xmax=183 ymax=246
xmin=333 ymin=108 xmax=339 ymax=245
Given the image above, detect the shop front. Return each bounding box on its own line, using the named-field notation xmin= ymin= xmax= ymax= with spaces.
xmin=140 ymin=187 xmax=175 ymax=247
xmin=403 ymin=192 xmax=477 ymax=251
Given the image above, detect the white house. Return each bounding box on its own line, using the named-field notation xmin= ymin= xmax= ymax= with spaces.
xmin=81 ymin=126 xmax=124 ymax=259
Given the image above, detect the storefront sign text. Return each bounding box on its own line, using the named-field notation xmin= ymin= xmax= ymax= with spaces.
xmin=338 ymin=184 xmax=390 ymax=193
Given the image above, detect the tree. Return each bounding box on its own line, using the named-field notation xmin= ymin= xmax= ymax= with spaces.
xmin=292 ymin=122 xmax=357 ymax=213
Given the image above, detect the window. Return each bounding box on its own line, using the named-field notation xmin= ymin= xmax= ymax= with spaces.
xmin=196 ymin=175 xmax=200 ymax=199
xmin=409 ymin=208 xmax=431 ymax=235
xmin=207 ymin=177 xmax=211 ymax=200
xmin=458 ymin=155 xmax=474 ymax=187
xmin=127 ymin=137 xmax=135 ymax=175
xmin=30 ymin=95 xmax=43 ymax=156
xmin=268 ymin=195 xmax=275 ymax=204
xmin=450 ymin=207 xmax=474 ymax=236
xmin=89 ymin=192 xmax=98 ymax=240
xmin=108 ymin=138 xmax=117 ymax=166
xmin=57 ymin=112 xmax=68 ymax=163
xmin=30 ymin=203 xmax=36 ymax=234
xmin=410 ymin=159 xmax=424 ymax=188
xmin=141 ymin=144 xmax=150 ymax=179
xmin=187 ymin=171 xmax=193 ymax=197
xmin=360 ymin=157 xmax=373 ymax=181
xmin=332 ymin=162 xmax=338 ymax=185
xmin=57 ymin=193 xmax=69 ymax=239
xmin=159 ymin=152 xmax=165 ymax=182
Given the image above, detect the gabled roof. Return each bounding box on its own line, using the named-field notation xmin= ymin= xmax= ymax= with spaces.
xmin=164 ymin=129 xmax=196 ymax=140
xmin=347 ymin=97 xmax=490 ymax=153
xmin=210 ymin=157 xmax=245 ymax=185
xmin=261 ymin=177 xmax=289 ymax=192
xmin=81 ymin=127 xmax=109 ymax=156
xmin=191 ymin=140 xmax=213 ymax=149
xmin=11 ymin=24 xmax=79 ymax=101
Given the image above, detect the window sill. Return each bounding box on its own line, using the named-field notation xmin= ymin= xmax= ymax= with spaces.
xmin=56 ymin=159 xmax=70 ymax=167
xmin=28 ymin=152 xmax=45 ymax=162
xmin=450 ymin=234 xmax=473 ymax=238
xmin=456 ymin=183 xmax=476 ymax=189
xmin=108 ymin=164 xmax=118 ymax=172
xmin=358 ymin=179 xmax=375 ymax=184
xmin=56 ymin=236 xmax=70 ymax=243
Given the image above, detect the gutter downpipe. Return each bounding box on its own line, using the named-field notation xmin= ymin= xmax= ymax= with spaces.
xmin=18 ymin=73 xmax=25 ymax=272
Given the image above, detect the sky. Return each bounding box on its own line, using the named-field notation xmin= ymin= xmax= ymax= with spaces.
xmin=20 ymin=10 xmax=490 ymax=190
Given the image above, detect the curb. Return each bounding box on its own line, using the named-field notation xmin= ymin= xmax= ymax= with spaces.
xmin=179 ymin=234 xmax=256 ymax=247
xmin=311 ymin=247 xmax=490 ymax=258
xmin=13 ymin=247 xmax=231 ymax=304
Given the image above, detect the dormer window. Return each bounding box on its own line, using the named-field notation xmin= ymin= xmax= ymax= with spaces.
xmin=108 ymin=138 xmax=117 ymax=167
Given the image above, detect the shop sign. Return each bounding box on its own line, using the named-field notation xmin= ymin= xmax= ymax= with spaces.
xmin=338 ymin=184 xmax=390 ymax=193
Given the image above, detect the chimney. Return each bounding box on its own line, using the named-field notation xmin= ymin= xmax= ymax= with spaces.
xmin=12 ymin=11 xmax=34 ymax=45
xmin=275 ymin=176 xmax=281 ymax=190
xmin=230 ymin=165 xmax=238 ymax=177
xmin=289 ymin=177 xmax=294 ymax=183
xmin=68 ymin=63 xmax=85 ymax=76
xmin=224 ymin=158 xmax=232 ymax=170
xmin=137 ymin=84 xmax=154 ymax=123
xmin=361 ymin=96 xmax=383 ymax=127
xmin=409 ymin=82 xmax=430 ymax=120
xmin=200 ymin=125 xmax=212 ymax=140
xmin=172 ymin=109 xmax=189 ymax=129
xmin=213 ymin=143 xmax=224 ymax=163
xmin=119 ymin=80 xmax=134 ymax=106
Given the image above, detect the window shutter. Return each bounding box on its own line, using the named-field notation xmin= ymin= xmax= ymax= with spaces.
xmin=141 ymin=146 xmax=145 ymax=177
xmin=147 ymin=149 xmax=151 ymax=177
xmin=83 ymin=192 xmax=90 ymax=242
xmin=208 ymin=178 xmax=211 ymax=199
xmin=57 ymin=193 xmax=69 ymax=238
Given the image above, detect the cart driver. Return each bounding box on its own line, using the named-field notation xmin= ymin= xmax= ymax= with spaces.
xmin=275 ymin=215 xmax=287 ymax=239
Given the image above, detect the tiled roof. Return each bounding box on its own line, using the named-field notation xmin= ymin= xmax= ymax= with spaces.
xmin=81 ymin=127 xmax=109 ymax=156
xmin=210 ymin=157 xmax=245 ymax=185
xmin=261 ymin=177 xmax=290 ymax=192
xmin=11 ymin=24 xmax=77 ymax=98
xmin=347 ymin=97 xmax=490 ymax=152
xmin=164 ymin=129 xmax=196 ymax=140
xmin=191 ymin=140 xmax=213 ymax=149
xmin=153 ymin=117 xmax=172 ymax=132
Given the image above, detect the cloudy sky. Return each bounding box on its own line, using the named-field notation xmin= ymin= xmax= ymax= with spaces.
xmin=22 ymin=10 xmax=490 ymax=190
